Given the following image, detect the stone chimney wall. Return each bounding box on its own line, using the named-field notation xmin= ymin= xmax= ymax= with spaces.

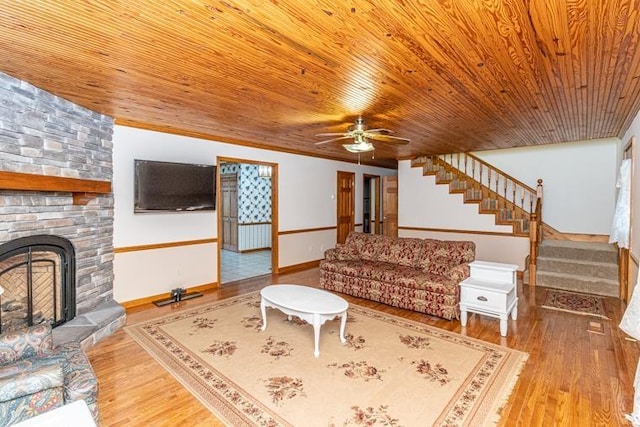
xmin=0 ymin=71 xmax=115 ymax=316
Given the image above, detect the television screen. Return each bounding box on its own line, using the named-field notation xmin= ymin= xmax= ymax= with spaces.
xmin=134 ymin=159 xmax=217 ymax=212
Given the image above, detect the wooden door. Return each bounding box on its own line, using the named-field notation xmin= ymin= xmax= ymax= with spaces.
xmin=336 ymin=171 xmax=355 ymax=244
xmin=382 ymin=176 xmax=398 ymax=237
xmin=221 ymin=174 xmax=238 ymax=251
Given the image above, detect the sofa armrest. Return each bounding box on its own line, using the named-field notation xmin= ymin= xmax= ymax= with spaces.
xmin=324 ymin=244 xmax=359 ymax=261
xmin=0 ymin=324 xmax=53 ymax=365
xmin=445 ymin=263 xmax=471 ymax=282
xmin=0 ymin=363 xmax=64 ymax=402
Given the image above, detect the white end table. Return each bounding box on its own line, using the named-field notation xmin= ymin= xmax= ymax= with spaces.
xmin=13 ymin=400 xmax=96 ymax=427
xmin=459 ymin=261 xmax=518 ymax=337
xmin=260 ymin=284 xmax=348 ymax=357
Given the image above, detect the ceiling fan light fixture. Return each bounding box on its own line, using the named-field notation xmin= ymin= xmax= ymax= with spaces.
xmin=342 ymin=142 xmax=375 ymax=153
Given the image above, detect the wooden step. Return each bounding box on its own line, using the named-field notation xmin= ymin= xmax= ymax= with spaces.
xmin=411 ymin=157 xmax=427 ymax=167
xmin=481 ymin=198 xmax=499 ymax=210
xmin=535 ymin=240 xmax=618 ymax=296
xmin=464 ymin=189 xmax=483 ymax=202
xmin=450 ymin=179 xmax=467 ymax=190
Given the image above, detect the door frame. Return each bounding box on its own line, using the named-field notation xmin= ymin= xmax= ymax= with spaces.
xmin=217 ymin=157 xmax=279 ymax=286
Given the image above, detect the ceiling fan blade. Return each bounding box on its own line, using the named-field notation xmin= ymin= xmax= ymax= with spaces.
xmin=315 ymin=135 xmax=353 ymax=145
xmin=367 ymin=134 xmax=411 ymax=144
xmin=365 ymin=128 xmax=394 ymax=134
xmin=315 ymin=132 xmax=348 ymax=137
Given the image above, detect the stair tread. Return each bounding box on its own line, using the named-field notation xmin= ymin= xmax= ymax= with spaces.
xmin=540 ymin=240 xmax=615 ymax=251
xmin=537 ymin=270 xmax=618 ymax=284
xmin=537 ymin=256 xmax=617 ymax=267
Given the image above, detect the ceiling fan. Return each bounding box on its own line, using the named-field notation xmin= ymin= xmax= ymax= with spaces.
xmin=315 ymin=117 xmax=410 ymax=153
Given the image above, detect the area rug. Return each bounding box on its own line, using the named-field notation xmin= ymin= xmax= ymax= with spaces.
xmin=125 ymin=292 xmax=529 ymax=426
xmin=541 ymin=289 xmax=609 ymax=319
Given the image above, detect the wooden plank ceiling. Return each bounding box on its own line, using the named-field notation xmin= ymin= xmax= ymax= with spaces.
xmin=1 ymin=0 xmax=640 ymax=168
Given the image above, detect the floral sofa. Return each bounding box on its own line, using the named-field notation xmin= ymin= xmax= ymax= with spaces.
xmin=320 ymin=232 xmax=475 ymax=320
xmin=0 ymin=324 xmax=99 ymax=425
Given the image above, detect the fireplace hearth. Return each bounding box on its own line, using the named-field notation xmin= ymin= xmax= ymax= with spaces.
xmin=0 ymin=235 xmax=76 ymax=334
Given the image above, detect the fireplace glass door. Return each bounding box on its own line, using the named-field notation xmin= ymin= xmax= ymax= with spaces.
xmin=0 ymin=236 xmax=75 ymax=334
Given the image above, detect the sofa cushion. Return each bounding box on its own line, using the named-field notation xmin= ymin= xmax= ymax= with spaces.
xmin=376 ymin=237 xmax=424 ymax=267
xmin=320 ymin=259 xmax=379 ymax=279
xmin=345 ymin=232 xmax=384 ymax=261
xmin=424 ymin=240 xmax=475 ymax=274
xmin=372 ymin=266 xmax=457 ymax=294
xmin=434 ymin=240 xmax=476 ymax=264
xmin=0 ymin=363 xmax=64 ymax=401
xmin=0 ymin=354 xmax=66 ymax=378
xmin=321 ymin=259 xmax=459 ymax=294
xmin=325 ymin=244 xmax=360 ymax=261
xmin=415 ymin=239 xmax=442 ymax=270
xmin=0 ymin=363 xmax=64 ymax=426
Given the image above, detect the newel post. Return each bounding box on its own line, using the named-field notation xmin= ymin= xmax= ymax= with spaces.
xmin=528 ymin=179 xmax=543 ymax=286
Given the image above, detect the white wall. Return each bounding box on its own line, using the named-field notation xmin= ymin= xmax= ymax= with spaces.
xmin=398 ymin=160 xmax=529 ymax=269
xmin=400 ymin=161 xmax=513 ymax=233
xmin=112 ymin=125 xmax=395 ymax=303
xmin=473 ymin=138 xmax=618 ymax=235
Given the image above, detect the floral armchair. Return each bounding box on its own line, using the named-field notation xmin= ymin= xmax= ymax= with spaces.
xmin=0 ymin=324 xmax=99 ymax=426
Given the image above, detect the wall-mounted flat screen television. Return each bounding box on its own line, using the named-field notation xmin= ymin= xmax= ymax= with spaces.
xmin=134 ymin=159 xmax=217 ymax=212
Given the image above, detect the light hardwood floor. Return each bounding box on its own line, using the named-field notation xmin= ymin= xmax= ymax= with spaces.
xmin=87 ymin=268 xmax=640 ymax=426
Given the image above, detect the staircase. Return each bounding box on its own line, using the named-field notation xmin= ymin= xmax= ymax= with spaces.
xmin=411 ymin=154 xmax=539 ymax=236
xmin=534 ymin=240 xmax=618 ymax=297
xmin=411 ymin=153 xmax=621 ymax=297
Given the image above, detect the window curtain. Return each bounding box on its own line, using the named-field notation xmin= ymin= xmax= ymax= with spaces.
xmin=614 ymin=158 xmax=635 ymax=423
xmin=609 ymin=158 xmax=632 ymax=248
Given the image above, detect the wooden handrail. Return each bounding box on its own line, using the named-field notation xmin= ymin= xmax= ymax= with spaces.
xmin=432 ymin=153 xmax=538 ymax=215
xmin=465 ymin=153 xmax=537 ymax=194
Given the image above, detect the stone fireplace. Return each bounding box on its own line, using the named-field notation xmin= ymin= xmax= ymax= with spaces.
xmin=0 ymin=71 xmax=125 ymax=348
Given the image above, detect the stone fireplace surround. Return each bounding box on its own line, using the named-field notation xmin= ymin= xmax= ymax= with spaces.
xmin=0 ymin=71 xmax=125 ymax=348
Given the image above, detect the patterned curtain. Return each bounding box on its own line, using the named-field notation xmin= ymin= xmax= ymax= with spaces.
xmin=609 ymin=159 xmax=631 ymax=248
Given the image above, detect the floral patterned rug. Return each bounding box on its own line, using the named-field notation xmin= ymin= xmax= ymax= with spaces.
xmin=541 ymin=289 xmax=609 ymax=319
xmin=125 ymin=292 xmax=528 ymax=426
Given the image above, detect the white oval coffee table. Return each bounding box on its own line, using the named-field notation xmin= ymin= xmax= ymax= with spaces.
xmin=260 ymin=284 xmax=348 ymax=357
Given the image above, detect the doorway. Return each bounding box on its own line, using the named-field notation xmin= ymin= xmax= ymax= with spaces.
xmin=218 ymin=159 xmax=278 ymax=284
xmin=363 ymin=174 xmax=381 ymax=234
